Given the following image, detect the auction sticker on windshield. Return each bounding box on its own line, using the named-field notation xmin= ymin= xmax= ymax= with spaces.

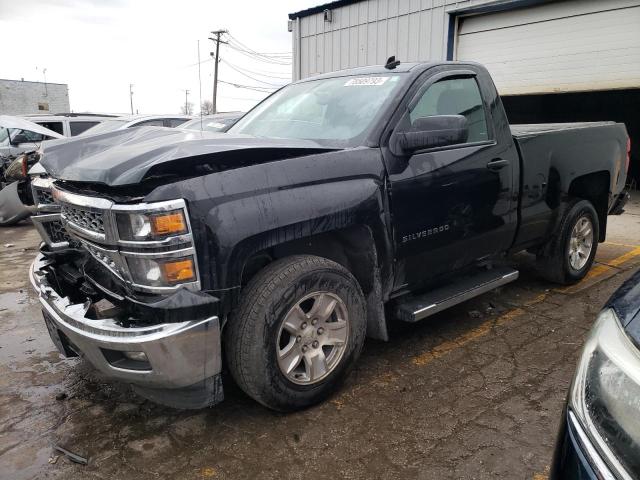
xmin=344 ymin=77 xmax=389 ymax=86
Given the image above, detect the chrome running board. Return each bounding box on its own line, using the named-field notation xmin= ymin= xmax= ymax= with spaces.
xmin=396 ymin=267 xmax=519 ymax=322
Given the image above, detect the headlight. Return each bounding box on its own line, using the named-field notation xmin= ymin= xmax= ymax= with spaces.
xmin=116 ymin=209 xmax=188 ymax=241
xmin=126 ymin=255 xmax=196 ymax=287
xmin=4 ymin=154 xmax=28 ymax=181
xmin=570 ymin=308 xmax=640 ymax=478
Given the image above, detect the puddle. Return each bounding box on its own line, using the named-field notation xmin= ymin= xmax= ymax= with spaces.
xmin=0 ymin=291 xmax=34 ymax=314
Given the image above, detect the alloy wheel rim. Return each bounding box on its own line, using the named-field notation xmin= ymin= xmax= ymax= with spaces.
xmin=568 ymin=215 xmax=594 ymax=271
xmin=276 ymin=291 xmax=349 ymax=385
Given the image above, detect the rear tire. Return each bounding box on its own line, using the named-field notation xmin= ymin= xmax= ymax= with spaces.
xmin=225 ymin=255 xmax=366 ymax=411
xmin=536 ymin=199 xmax=599 ymax=285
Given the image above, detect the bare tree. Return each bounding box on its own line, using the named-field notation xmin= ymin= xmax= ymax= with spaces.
xmin=201 ymin=100 xmax=214 ymax=115
xmin=180 ymin=102 xmax=194 ymax=115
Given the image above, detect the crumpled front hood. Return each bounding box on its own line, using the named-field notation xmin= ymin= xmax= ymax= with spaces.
xmin=40 ymin=126 xmax=336 ymax=186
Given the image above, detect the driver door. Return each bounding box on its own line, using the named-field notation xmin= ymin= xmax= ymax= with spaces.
xmin=384 ymin=69 xmax=517 ymax=290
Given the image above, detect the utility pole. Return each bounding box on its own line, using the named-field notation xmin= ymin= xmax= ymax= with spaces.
xmin=42 ymin=68 xmax=48 ymax=97
xmin=129 ymin=84 xmax=134 ymax=115
xmin=208 ymin=29 xmax=227 ymax=114
xmin=184 ymin=89 xmax=190 ymax=114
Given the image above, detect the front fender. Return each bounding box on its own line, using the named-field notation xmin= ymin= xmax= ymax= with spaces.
xmin=143 ymin=147 xmax=392 ymax=304
xmin=210 ymin=178 xmax=388 ymax=290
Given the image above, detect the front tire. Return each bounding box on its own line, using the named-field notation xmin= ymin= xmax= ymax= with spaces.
xmin=536 ymin=199 xmax=599 ymax=285
xmin=225 ymin=255 xmax=366 ymax=411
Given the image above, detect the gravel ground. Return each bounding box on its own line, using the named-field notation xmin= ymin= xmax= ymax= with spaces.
xmin=1 ymin=193 xmax=640 ymax=480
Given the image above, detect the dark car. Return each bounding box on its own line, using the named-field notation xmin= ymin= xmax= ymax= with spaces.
xmin=551 ymin=268 xmax=640 ymax=479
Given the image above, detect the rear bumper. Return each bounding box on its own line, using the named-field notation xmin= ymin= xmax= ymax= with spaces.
xmin=30 ymin=253 xmax=223 ymax=408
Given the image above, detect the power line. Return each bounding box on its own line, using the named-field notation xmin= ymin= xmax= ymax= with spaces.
xmin=226 ymin=43 xmax=292 ymax=65
xmin=218 ymin=79 xmax=278 ymax=93
xmin=226 ymin=33 xmax=292 ymax=57
xmin=221 ymin=59 xmax=289 ymax=87
xmin=221 ymin=59 xmax=292 ymax=80
xmin=225 ymin=36 xmax=292 ymax=65
xmin=226 ymin=41 xmax=292 ymax=62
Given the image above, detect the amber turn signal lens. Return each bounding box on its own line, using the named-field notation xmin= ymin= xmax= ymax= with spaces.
xmin=161 ymin=258 xmax=196 ymax=283
xmin=151 ymin=211 xmax=187 ymax=236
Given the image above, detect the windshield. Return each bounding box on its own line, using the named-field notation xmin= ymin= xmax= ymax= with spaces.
xmin=79 ymin=119 xmax=128 ymax=136
xmin=229 ymin=74 xmax=404 ymax=146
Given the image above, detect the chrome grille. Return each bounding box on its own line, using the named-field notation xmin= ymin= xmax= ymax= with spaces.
xmin=43 ymin=219 xmax=69 ymax=244
xmin=83 ymin=242 xmax=125 ymax=278
xmin=62 ymin=205 xmax=105 ymax=234
xmin=51 ymin=186 xmax=200 ymax=293
xmin=35 ymin=188 xmax=54 ymax=205
xmin=31 ymin=213 xmax=70 ymax=249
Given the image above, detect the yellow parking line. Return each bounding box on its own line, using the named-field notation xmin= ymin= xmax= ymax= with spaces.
xmin=532 ymin=465 xmax=550 ymax=480
xmin=603 ymin=241 xmax=640 ymax=249
xmin=412 ymin=308 xmax=527 ymax=366
xmin=556 ymin=246 xmax=640 ymax=293
xmin=607 ymin=246 xmax=640 ymax=267
xmin=412 ymin=246 xmax=640 ymax=367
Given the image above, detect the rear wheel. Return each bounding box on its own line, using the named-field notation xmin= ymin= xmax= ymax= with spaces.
xmin=536 ymin=199 xmax=599 ymax=285
xmin=225 ymin=255 xmax=366 ymax=411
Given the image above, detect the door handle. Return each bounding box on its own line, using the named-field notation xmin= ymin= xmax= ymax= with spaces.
xmin=487 ymin=159 xmax=509 ymax=171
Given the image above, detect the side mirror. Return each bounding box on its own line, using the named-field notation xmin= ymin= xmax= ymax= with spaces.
xmin=10 ymin=133 xmax=30 ymax=145
xmin=395 ymin=115 xmax=468 ymax=153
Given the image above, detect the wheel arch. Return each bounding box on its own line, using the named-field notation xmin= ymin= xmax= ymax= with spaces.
xmin=235 ymin=224 xmax=391 ymax=341
xmin=568 ymin=170 xmax=610 ymax=242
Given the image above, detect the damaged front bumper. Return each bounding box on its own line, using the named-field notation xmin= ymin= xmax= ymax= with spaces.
xmin=30 ymin=253 xmax=224 ymax=409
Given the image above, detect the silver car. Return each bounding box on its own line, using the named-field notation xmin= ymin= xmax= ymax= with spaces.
xmin=79 ymin=114 xmax=192 ymax=136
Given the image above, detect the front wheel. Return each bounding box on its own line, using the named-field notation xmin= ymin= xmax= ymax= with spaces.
xmin=225 ymin=255 xmax=366 ymax=411
xmin=536 ymin=199 xmax=599 ymax=285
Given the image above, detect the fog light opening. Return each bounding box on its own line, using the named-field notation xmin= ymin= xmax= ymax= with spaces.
xmin=123 ymin=351 xmax=148 ymax=362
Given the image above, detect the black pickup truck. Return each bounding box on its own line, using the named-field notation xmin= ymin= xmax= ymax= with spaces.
xmin=29 ymin=61 xmax=630 ymax=411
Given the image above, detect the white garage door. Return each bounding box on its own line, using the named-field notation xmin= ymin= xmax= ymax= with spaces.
xmin=456 ymin=0 xmax=640 ymax=95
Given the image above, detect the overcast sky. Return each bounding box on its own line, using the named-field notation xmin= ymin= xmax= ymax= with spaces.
xmin=0 ymin=0 xmax=320 ymax=115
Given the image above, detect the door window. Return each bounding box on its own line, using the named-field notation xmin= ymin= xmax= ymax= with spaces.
xmin=165 ymin=118 xmax=189 ymax=128
xmin=134 ymin=119 xmax=164 ymax=127
xmin=409 ymin=77 xmax=489 ymax=143
xmin=36 ymin=121 xmax=64 ymax=136
xmin=69 ymin=121 xmax=99 ymax=136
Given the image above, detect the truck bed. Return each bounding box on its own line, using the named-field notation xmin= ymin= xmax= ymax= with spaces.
xmin=509 ymin=121 xmax=628 ymax=249
xmin=510 ymin=122 xmax=616 ymax=138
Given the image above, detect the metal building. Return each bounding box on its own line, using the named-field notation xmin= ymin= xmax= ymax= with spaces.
xmin=289 ymin=0 xmax=640 ymax=182
xmin=0 ymin=79 xmax=70 ymax=116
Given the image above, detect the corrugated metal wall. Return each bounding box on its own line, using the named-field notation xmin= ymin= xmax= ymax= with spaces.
xmin=456 ymin=0 xmax=640 ymax=94
xmin=291 ymin=0 xmax=493 ymax=80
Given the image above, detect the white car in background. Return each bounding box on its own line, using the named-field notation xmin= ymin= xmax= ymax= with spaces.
xmin=79 ymin=114 xmax=192 ymax=136
xmin=22 ymin=113 xmax=118 ymax=138
xmin=0 ymin=115 xmax=66 ymax=158
xmin=179 ymin=112 xmax=244 ymax=133
xmin=0 ymin=116 xmax=68 ymax=225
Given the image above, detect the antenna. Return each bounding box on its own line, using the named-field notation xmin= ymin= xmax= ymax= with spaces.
xmin=197 ymin=39 xmax=203 ymax=130
xmin=385 ymin=56 xmax=400 ymax=70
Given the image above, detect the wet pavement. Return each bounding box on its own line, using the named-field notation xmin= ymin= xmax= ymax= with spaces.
xmin=1 ymin=193 xmax=640 ymax=480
